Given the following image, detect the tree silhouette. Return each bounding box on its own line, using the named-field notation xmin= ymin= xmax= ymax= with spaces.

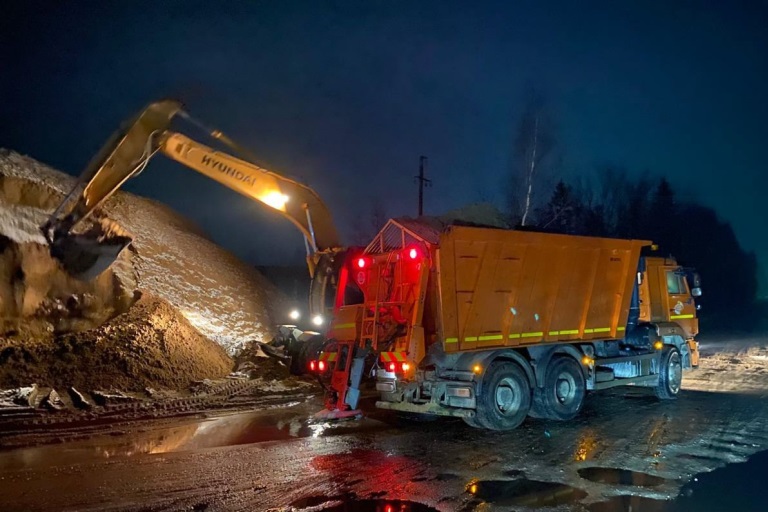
xmin=531 ymin=171 xmax=759 ymax=331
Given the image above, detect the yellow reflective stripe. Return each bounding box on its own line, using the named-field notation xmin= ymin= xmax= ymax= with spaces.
xmin=465 ymin=336 xmax=478 ymax=342
xmin=593 ymin=327 xmax=611 ymax=333
xmin=521 ymin=331 xmax=543 ymax=338
xmin=326 ymin=353 xmax=337 ymax=361
xmin=478 ymin=334 xmax=503 ymax=341
xmin=671 ymin=314 xmax=694 ymax=319
xmin=584 ymin=328 xmax=594 ymax=333
xmin=559 ymin=329 xmax=579 ymax=335
xmin=549 ymin=331 xmax=559 ymax=336
xmin=508 ymin=333 xmax=521 ymax=339
xmin=445 ymin=337 xmax=458 ymax=344
xmin=380 ymin=352 xmax=407 ymax=362
xmin=617 ymin=326 xmax=626 ymax=331
xmin=319 ymin=352 xmax=337 ymax=362
xmin=333 ymin=322 xmax=355 ymax=329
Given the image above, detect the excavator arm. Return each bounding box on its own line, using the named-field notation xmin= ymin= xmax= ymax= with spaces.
xmin=42 ymin=100 xmax=344 ymax=308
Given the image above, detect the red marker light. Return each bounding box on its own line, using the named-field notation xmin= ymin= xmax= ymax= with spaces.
xmin=408 ymin=248 xmax=418 ymax=259
xmin=385 ymin=505 xmax=394 ymax=512
xmin=357 ymin=257 xmax=366 ymax=268
xmin=309 ymin=360 xmax=316 ymax=371
xmin=387 ymin=362 xmax=396 ymax=372
xmin=318 ymin=360 xmax=326 ymax=372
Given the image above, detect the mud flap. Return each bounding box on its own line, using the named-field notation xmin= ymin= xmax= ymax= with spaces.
xmin=344 ymin=356 xmax=365 ymax=409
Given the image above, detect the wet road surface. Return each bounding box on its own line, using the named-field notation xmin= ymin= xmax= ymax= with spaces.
xmin=2 ymin=382 xmax=768 ymax=512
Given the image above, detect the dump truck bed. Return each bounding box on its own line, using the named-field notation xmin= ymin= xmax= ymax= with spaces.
xmin=437 ymin=226 xmax=650 ymax=352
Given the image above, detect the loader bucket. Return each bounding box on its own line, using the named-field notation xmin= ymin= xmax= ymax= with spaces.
xmin=50 ymin=234 xmax=132 ymax=281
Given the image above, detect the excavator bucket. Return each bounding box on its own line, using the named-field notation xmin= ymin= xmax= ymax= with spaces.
xmin=50 ymin=233 xmax=132 ymax=281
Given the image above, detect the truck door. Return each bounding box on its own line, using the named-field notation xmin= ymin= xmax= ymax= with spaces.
xmin=661 ymin=267 xmax=699 ymax=338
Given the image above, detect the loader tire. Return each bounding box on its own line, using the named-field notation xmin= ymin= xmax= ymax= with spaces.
xmin=531 ymin=356 xmax=586 ymax=421
xmin=476 ymin=361 xmax=531 ymax=430
xmin=655 ymin=346 xmax=682 ymax=400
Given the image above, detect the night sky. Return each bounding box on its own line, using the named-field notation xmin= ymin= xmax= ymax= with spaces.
xmin=2 ymin=1 xmax=766 ymax=294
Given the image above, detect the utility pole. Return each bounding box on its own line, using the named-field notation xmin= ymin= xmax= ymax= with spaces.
xmin=414 ymin=155 xmax=431 ymax=216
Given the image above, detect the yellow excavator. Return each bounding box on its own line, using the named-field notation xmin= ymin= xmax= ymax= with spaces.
xmin=41 ymin=99 xmax=347 ymax=323
xmin=41 ymin=99 xmax=354 ymax=374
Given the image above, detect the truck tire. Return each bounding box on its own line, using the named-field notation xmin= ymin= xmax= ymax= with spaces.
xmin=531 ymin=356 xmax=585 ymax=421
xmin=476 ymin=361 xmax=531 ymax=430
xmin=655 ymin=346 xmax=682 ymax=400
xmin=462 ymin=414 xmax=483 ymax=428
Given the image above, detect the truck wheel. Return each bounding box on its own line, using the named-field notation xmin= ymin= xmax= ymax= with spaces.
xmin=533 ymin=356 xmax=586 ymax=421
xmin=462 ymin=414 xmax=483 ymax=428
xmin=655 ymin=346 xmax=682 ymax=400
xmin=476 ymin=361 xmax=531 ymax=430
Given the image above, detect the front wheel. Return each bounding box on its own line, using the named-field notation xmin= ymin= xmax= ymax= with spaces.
xmin=476 ymin=361 xmax=531 ymax=430
xmin=655 ymin=346 xmax=682 ymax=400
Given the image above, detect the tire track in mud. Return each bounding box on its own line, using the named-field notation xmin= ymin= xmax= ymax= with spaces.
xmin=0 ymin=380 xmax=315 ymax=449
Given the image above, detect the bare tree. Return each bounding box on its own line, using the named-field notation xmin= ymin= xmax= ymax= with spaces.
xmin=507 ymin=93 xmax=557 ymax=226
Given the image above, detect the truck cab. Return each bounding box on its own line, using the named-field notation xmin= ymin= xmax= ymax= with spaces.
xmin=638 ymin=256 xmax=701 ymax=367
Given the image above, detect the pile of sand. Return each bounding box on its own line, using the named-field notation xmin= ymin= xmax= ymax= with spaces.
xmin=0 ymin=151 xmax=291 ymax=355
xmin=0 ymin=294 xmax=233 ymax=391
xmin=0 ymin=150 xmax=296 ymax=392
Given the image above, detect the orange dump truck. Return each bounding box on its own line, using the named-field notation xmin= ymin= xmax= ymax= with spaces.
xmin=313 ymin=219 xmax=701 ymax=430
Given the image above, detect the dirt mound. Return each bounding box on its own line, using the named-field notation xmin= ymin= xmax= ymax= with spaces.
xmin=0 ymin=294 xmax=233 ymax=391
xmin=0 ymin=232 xmax=136 ymax=338
xmin=0 ymin=150 xmax=296 ymax=392
xmin=0 ymin=151 xmax=290 ymax=354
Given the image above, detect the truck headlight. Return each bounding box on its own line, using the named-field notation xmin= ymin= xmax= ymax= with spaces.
xmin=289 ymin=310 xmax=300 ymax=320
xmin=312 ymin=315 xmax=324 ymax=326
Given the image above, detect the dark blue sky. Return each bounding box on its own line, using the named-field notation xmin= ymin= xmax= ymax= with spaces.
xmin=2 ymin=1 xmax=767 ymax=294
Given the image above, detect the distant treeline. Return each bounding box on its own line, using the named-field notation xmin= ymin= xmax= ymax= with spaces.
xmin=517 ymin=168 xmax=759 ymax=333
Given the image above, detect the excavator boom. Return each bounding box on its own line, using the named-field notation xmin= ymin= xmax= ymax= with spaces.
xmin=43 ymin=100 xmax=341 ymax=282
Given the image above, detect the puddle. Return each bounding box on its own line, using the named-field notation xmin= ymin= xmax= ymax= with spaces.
xmin=0 ymin=404 xmax=386 ymax=471
xmin=466 ymin=478 xmax=587 ymax=507
xmin=290 ymin=496 xmax=438 ymax=511
xmin=588 ymin=495 xmax=671 ymax=512
xmin=578 ymin=467 xmax=667 ymax=487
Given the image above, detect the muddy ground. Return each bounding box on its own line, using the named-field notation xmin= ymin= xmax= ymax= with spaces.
xmin=1 ymin=335 xmax=767 ymax=512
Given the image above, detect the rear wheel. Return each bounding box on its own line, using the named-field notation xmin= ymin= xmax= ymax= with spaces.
xmin=476 ymin=361 xmax=531 ymax=430
xmin=531 ymin=356 xmax=586 ymax=421
xmin=655 ymin=346 xmax=682 ymax=399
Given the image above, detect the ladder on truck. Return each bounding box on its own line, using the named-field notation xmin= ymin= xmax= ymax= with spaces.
xmin=324 ymin=252 xmax=410 ymax=417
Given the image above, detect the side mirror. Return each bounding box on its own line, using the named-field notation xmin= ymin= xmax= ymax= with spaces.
xmin=692 ymin=287 xmax=702 ymax=297
xmin=692 ymin=272 xmax=702 ymax=288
